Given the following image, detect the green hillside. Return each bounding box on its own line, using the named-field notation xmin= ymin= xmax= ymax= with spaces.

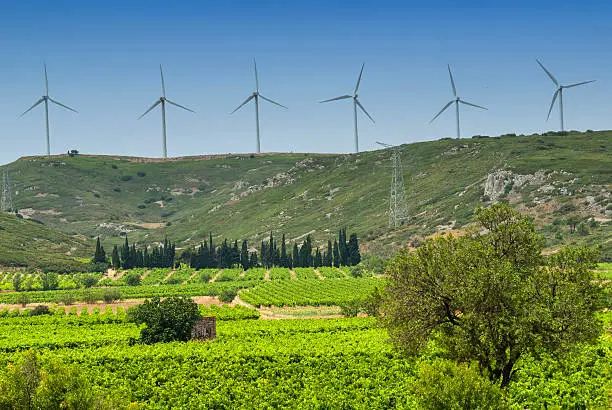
xmin=0 ymin=213 xmax=91 ymax=271
xmin=2 ymin=130 xmax=611 ymax=260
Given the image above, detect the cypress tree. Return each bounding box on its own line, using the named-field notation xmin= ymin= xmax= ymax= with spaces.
xmin=339 ymin=228 xmax=349 ymax=266
xmin=314 ymin=248 xmax=322 ymax=268
xmin=209 ymin=233 xmax=215 ymax=266
xmin=348 ymin=233 xmax=361 ymax=265
xmin=333 ymin=239 xmax=340 ymax=268
xmin=233 ymin=240 xmax=240 ymax=268
xmin=292 ymin=243 xmax=300 ymax=268
xmin=326 ymin=240 xmax=333 ymax=267
xmin=281 ymin=234 xmax=288 ymax=267
xmin=111 ymin=245 xmax=120 ymax=269
xmin=241 ymin=240 xmax=250 ymax=270
xmin=249 ymin=251 xmax=259 ymax=268
xmin=93 ymin=237 xmax=106 ymax=263
xmin=121 ymin=237 xmax=130 ymax=269
xmin=261 ymin=241 xmax=268 ymax=268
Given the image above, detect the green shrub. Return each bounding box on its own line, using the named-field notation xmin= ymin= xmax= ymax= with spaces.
xmin=29 ymin=305 xmax=51 ymax=316
xmin=81 ymin=274 xmax=98 ymax=288
xmin=128 ymin=297 xmax=201 ymax=344
xmin=339 ymin=300 xmax=362 ymax=317
xmin=124 ymin=272 xmax=142 ymax=287
xmin=103 ymin=288 xmax=121 ymax=303
xmin=219 ymin=287 xmax=237 ymax=303
xmin=16 ymin=292 xmax=31 ymax=307
xmin=413 ymin=360 xmax=508 ymax=409
xmin=83 ymin=290 xmax=100 ymax=303
xmin=57 ymin=292 xmax=75 ymax=306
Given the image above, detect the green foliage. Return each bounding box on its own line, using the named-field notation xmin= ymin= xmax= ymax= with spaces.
xmin=0 ymin=350 xmax=122 ymax=409
xmin=339 ymin=300 xmax=362 ymax=317
xmin=219 ymin=287 xmax=237 ymax=303
xmin=102 ymin=288 xmax=121 ymax=303
xmin=40 ymin=272 xmax=59 ymax=291
xmin=385 ymin=204 xmax=604 ymax=387
xmin=413 ymin=360 xmax=508 ymax=409
xmin=16 ymin=293 xmax=30 ymax=308
xmin=128 ymin=296 xmax=202 ymax=344
xmin=80 ymin=274 xmax=98 ymax=288
xmin=57 ymin=292 xmax=75 ymax=306
xmin=124 ymin=272 xmax=141 ymax=287
xmin=29 ymin=305 xmax=51 ymax=316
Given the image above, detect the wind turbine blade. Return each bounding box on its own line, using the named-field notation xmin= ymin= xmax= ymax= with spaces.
xmin=459 ymin=100 xmax=487 ymax=110
xmin=355 ymin=99 xmax=375 ymax=123
xmin=230 ymin=94 xmax=255 ymax=114
xmin=319 ymin=95 xmax=352 ymax=103
xmin=565 ymin=80 xmax=595 ymax=89
xmin=160 ymin=64 xmax=166 ymax=98
xmin=536 ymin=59 xmax=559 ymax=86
xmin=166 ymin=99 xmax=195 ymax=113
xmin=376 ymin=141 xmax=393 ymax=148
xmin=44 ymin=62 xmax=49 ymax=96
xmin=430 ymin=100 xmax=455 ymax=123
xmin=448 ymin=65 xmax=457 ymax=97
xmin=48 ymin=98 xmax=78 ymax=113
xmin=254 ymin=59 xmax=259 ymax=92
xmin=259 ymin=94 xmax=288 ymax=109
xmin=545 ymin=90 xmax=559 ymax=121
xmin=138 ymin=100 xmax=161 ymax=119
xmin=354 ymin=63 xmax=365 ymax=95
xmin=20 ymin=98 xmax=45 ymax=117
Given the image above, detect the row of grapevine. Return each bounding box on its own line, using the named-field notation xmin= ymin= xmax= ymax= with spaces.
xmin=239 ymin=278 xmax=383 ymax=307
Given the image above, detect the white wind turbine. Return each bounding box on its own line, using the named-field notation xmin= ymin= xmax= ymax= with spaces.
xmin=536 ymin=59 xmax=595 ymax=132
xmin=21 ymin=63 xmax=78 ymax=156
xmin=231 ymin=59 xmax=287 ymax=154
xmin=430 ymin=65 xmax=487 ymax=139
xmin=138 ymin=65 xmax=195 ymax=158
xmin=320 ymin=63 xmax=375 ymax=153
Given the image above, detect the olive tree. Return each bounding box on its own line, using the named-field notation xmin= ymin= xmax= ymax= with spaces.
xmin=128 ymin=296 xmax=201 ymax=344
xmin=384 ymin=203 xmax=603 ymax=387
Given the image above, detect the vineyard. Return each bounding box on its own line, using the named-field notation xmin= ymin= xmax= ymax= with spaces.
xmin=0 ymin=312 xmax=608 ymax=408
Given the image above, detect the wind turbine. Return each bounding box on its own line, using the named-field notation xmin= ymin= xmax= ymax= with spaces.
xmin=138 ymin=65 xmax=195 ymax=158
xmin=231 ymin=59 xmax=287 ymax=154
xmin=320 ymin=63 xmax=375 ymax=153
xmin=430 ymin=65 xmax=487 ymax=139
xmin=536 ymin=59 xmax=595 ymax=132
xmin=21 ymin=63 xmax=78 ymax=157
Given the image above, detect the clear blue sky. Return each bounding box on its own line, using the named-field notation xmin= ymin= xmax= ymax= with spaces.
xmin=1 ymin=0 xmax=610 ymax=165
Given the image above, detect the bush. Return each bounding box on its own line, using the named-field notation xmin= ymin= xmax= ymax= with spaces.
xmin=12 ymin=273 xmax=23 ymax=292
xmin=349 ymin=264 xmax=364 ymax=278
xmin=40 ymin=272 xmax=59 ymax=290
xmin=198 ymin=273 xmax=212 ymax=283
xmin=124 ymin=272 xmax=142 ymax=287
xmin=165 ymin=277 xmax=182 ymax=285
xmin=83 ymin=290 xmax=100 ymax=303
xmin=128 ymin=297 xmax=202 ymax=344
xmin=29 ymin=305 xmax=51 ymax=316
xmin=0 ymin=350 xmax=125 ymax=409
xmin=339 ymin=300 xmax=362 ymax=317
xmin=81 ymin=275 xmax=98 ymax=288
xmin=16 ymin=293 xmax=31 ymax=307
xmin=58 ymin=292 xmax=75 ymax=306
xmin=413 ymin=360 xmax=508 ymax=409
xmin=103 ymin=288 xmax=121 ymax=303
xmin=219 ymin=287 xmax=238 ymax=303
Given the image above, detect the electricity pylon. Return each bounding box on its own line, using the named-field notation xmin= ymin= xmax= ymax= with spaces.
xmin=377 ymin=142 xmax=408 ymax=228
xmin=1 ymin=167 xmax=12 ymax=212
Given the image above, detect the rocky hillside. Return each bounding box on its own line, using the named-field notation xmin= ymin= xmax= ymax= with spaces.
xmin=2 ymin=130 xmax=610 ymax=260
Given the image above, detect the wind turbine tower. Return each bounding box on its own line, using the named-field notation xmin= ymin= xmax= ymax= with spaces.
xmin=1 ymin=167 xmax=13 ymax=213
xmin=320 ymin=63 xmax=375 ymax=153
xmin=231 ymin=59 xmax=287 ymax=154
xmin=430 ymin=65 xmax=487 ymax=138
xmin=21 ymin=63 xmax=78 ymax=156
xmin=377 ymin=142 xmax=409 ymax=229
xmin=139 ymin=65 xmax=195 ymax=158
xmin=536 ymin=59 xmax=595 ymax=132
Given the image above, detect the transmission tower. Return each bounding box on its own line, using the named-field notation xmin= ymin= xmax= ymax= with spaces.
xmin=1 ymin=167 xmax=13 ymax=213
xmin=377 ymin=142 xmax=409 ymax=228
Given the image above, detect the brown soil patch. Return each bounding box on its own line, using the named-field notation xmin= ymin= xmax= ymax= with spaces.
xmin=264 ymin=270 xmax=270 ymax=281
xmin=210 ymin=270 xmax=223 ymax=283
xmin=314 ymin=269 xmax=325 ymax=280
xmin=289 ymin=269 xmax=297 ymax=280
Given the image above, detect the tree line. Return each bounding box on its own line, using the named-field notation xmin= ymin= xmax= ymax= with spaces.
xmin=93 ymin=229 xmax=360 ymax=271
xmin=93 ymin=237 xmax=176 ymax=270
